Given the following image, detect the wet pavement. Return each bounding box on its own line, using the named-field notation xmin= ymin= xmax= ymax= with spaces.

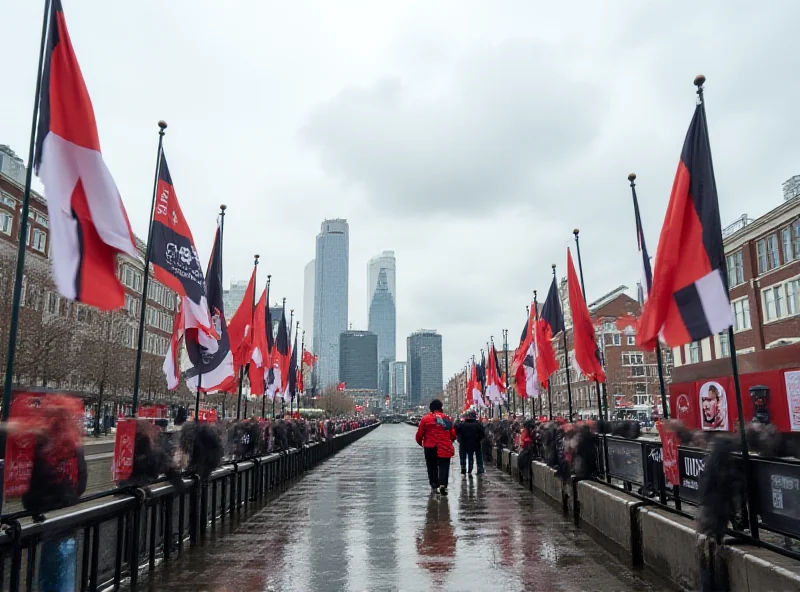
xmin=144 ymin=425 xmax=669 ymax=592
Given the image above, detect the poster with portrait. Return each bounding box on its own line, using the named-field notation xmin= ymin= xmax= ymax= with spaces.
xmin=699 ymin=380 xmax=729 ymax=431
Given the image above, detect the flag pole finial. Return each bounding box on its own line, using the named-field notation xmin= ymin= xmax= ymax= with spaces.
xmin=573 ymin=228 xmax=579 ymax=236
xmin=551 ymin=263 xmax=556 ymax=270
xmin=158 ymin=120 xmax=168 ymax=131
xmin=533 ymin=289 xmax=537 ymax=298
xmin=694 ymin=74 xmax=706 ymax=88
xmin=254 ymin=254 xmax=260 ymax=262
xmin=628 ymin=172 xmax=636 ymax=184
xmin=220 ymin=204 xmax=227 ymax=212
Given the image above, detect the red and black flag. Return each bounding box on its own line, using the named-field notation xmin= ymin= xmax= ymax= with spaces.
xmin=226 ymin=265 xmax=257 ymax=368
xmin=536 ymin=276 xmax=563 ymax=385
xmin=567 ymin=248 xmax=606 ymax=382
xmin=185 ymin=222 xmax=234 ymax=391
xmin=512 ymin=305 xmax=540 ymax=400
xmin=34 ymin=0 xmax=137 ymax=309
xmin=248 ymin=288 xmax=268 ymax=396
xmin=638 ymin=103 xmax=732 ymax=350
xmin=267 ymin=309 xmax=289 ymax=399
xmin=150 ymin=153 xmax=216 ymax=342
xmin=287 ymin=331 xmax=299 ymax=403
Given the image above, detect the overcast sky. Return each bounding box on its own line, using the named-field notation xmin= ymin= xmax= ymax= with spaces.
xmin=4 ymin=1 xmax=800 ymax=382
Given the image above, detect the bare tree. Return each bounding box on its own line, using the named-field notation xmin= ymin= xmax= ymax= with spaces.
xmin=320 ymin=385 xmax=355 ymax=416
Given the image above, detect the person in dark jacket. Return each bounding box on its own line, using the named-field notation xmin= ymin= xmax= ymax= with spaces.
xmin=455 ymin=410 xmax=485 ymax=475
xmin=415 ymin=399 xmax=456 ymax=495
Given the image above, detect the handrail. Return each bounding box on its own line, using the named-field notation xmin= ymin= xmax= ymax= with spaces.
xmin=0 ymin=422 xmax=380 ymax=592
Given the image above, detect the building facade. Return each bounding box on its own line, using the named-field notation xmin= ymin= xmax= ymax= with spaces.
xmin=0 ymin=144 xmax=180 ymax=402
xmin=313 ymin=219 xmax=349 ymax=389
xmin=673 ymin=184 xmax=800 ymax=379
xmin=222 ymin=278 xmax=249 ymax=317
xmin=546 ymin=285 xmax=671 ymax=420
xmin=407 ymin=329 xmax=443 ymax=406
xmin=368 ymin=258 xmax=396 ymax=394
xmin=389 ymin=361 xmax=407 ymax=396
xmin=339 ymin=330 xmax=378 ymax=390
xmin=303 ymin=259 xmax=315 ymax=353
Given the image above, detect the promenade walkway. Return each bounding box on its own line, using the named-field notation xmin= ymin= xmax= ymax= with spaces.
xmin=143 ymin=424 xmax=665 ymax=591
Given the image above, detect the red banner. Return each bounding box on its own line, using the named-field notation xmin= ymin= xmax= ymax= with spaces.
xmin=3 ymin=392 xmax=83 ymax=498
xmin=197 ymin=409 xmax=218 ymax=423
xmin=113 ymin=418 xmax=137 ymax=483
xmin=655 ymin=421 xmax=680 ymax=487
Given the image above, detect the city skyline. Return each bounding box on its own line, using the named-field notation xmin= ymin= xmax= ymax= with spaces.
xmin=4 ymin=2 xmax=798 ymax=382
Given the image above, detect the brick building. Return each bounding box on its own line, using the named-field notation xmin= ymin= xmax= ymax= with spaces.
xmin=549 ymin=284 xmax=671 ymax=420
xmin=0 ymin=144 xmax=180 ymax=403
xmin=673 ymin=180 xmax=800 ymax=381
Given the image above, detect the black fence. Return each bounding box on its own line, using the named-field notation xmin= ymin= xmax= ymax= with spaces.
xmin=0 ymin=423 xmax=379 ymax=591
xmin=487 ymin=433 xmax=800 ymax=561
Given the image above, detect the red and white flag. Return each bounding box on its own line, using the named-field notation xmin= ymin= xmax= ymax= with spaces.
xmin=34 ymin=0 xmax=137 ymax=309
xmin=163 ymin=303 xmax=185 ymax=390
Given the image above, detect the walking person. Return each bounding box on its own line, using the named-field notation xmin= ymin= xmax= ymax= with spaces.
xmin=415 ymin=399 xmax=456 ymax=495
xmin=455 ymin=410 xmax=485 ymax=475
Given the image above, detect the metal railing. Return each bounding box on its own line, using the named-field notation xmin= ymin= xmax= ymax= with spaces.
xmin=489 ymin=433 xmax=800 ymax=561
xmin=0 ymin=423 xmax=379 ymax=591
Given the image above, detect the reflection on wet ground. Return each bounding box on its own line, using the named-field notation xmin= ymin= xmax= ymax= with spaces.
xmin=143 ymin=425 xmax=668 ymax=591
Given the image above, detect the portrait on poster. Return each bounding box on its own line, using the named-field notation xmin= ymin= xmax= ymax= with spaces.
xmin=699 ymin=381 xmax=728 ymax=431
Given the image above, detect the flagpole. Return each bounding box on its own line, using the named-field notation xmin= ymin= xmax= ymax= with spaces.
xmin=280 ymin=297 xmax=286 ymax=417
xmin=287 ymin=308 xmax=294 ymax=416
xmin=0 ymin=0 xmax=52 ymax=441
xmin=628 ymin=174 xmax=669 ymax=420
xmin=695 ymin=74 xmax=759 ymax=539
xmin=553 ymin=264 xmax=574 ymax=422
xmin=503 ymin=329 xmax=511 ymax=416
xmin=572 ymin=229 xmax=605 ymax=421
xmin=130 ymin=121 xmax=168 ymax=418
xmin=291 ymin=320 xmax=298 ymax=416
xmin=262 ymin=275 xmax=271 ymax=419
xmin=300 ymin=329 xmax=306 ymax=412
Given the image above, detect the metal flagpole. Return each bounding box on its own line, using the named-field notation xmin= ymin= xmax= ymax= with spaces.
xmin=291 ymin=320 xmax=299 ymax=416
xmin=299 ymin=329 xmax=306 ymax=412
xmin=131 ymin=121 xmax=167 ymax=417
xmin=262 ymin=275 xmax=271 ymax=419
xmin=503 ymin=329 xmax=511 ymax=416
xmin=628 ymin=174 xmax=669 ymax=420
xmin=237 ymin=255 xmax=259 ymax=420
xmin=0 ymin=2 xmax=52 ymax=516
xmin=572 ymin=229 xmax=605 ymax=421
xmin=553 ymin=264 xmax=574 ymax=421
xmin=695 ymin=74 xmax=758 ymax=538
xmin=286 ymin=308 xmax=294 ymax=416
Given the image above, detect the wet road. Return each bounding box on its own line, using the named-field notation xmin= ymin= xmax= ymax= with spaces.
xmin=145 ymin=424 xmax=667 ymax=592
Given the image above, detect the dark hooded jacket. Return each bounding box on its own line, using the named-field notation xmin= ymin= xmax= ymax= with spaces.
xmin=455 ymin=417 xmax=485 ymax=451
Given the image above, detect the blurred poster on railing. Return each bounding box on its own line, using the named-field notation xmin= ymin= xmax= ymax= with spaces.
xmin=655 ymin=421 xmax=680 ymax=487
xmin=784 ymin=370 xmax=800 ymax=431
xmin=3 ymin=392 xmax=83 ymax=498
xmin=113 ymin=418 xmax=136 ymax=483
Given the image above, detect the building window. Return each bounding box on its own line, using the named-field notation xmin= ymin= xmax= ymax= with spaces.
xmin=787 ymin=279 xmax=800 ymax=316
xmin=767 ymin=234 xmax=779 ymax=270
xmin=626 ymin=335 xmax=636 ymax=345
xmin=1 ymin=194 xmax=15 ymax=208
xmin=718 ymin=332 xmax=730 ymax=358
xmin=35 ymin=214 xmax=48 ymax=227
xmin=793 ymin=220 xmax=800 ymax=259
xmin=631 ymin=366 xmax=645 ymax=377
xmin=0 ymin=212 xmax=11 ymax=235
xmin=32 ymin=229 xmax=46 ymax=253
xmin=612 ymin=334 xmax=621 ymax=346
xmin=46 ymin=292 xmax=59 ymax=315
xmin=733 ymin=298 xmax=751 ymax=331
xmin=763 ymin=286 xmax=785 ymax=321
xmin=689 ymin=342 xmax=701 ymax=364
xmin=726 ymin=251 xmax=744 ymax=287
xmin=622 ymin=352 xmax=644 ymax=365
xmin=784 ymin=227 xmax=795 ymax=264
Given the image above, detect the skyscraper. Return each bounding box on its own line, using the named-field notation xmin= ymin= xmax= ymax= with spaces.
xmin=339 ymin=330 xmax=378 ymax=390
xmin=222 ymin=279 xmax=250 ymax=317
xmin=303 ymin=259 xmax=315 ymax=353
xmin=313 ymin=219 xmax=349 ymax=389
xmin=407 ymin=330 xmax=443 ymax=406
xmin=367 ymin=251 xmax=396 ymax=394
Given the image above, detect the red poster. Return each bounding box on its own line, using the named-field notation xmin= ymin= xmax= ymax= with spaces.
xmin=670 ymin=381 xmax=698 ymax=429
xmin=197 ymin=409 xmax=217 ymax=423
xmin=3 ymin=392 xmax=83 ymax=498
xmin=655 ymin=421 xmax=680 ymax=487
xmin=113 ymin=418 xmax=137 ymax=483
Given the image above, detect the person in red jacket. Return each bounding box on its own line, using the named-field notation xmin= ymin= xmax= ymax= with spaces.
xmin=415 ymin=399 xmax=456 ymax=495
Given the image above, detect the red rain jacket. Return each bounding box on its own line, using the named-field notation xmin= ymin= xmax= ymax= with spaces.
xmin=415 ymin=411 xmax=456 ymax=458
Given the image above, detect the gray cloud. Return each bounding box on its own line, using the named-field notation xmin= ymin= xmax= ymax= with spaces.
xmin=302 ymin=39 xmax=609 ymax=217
